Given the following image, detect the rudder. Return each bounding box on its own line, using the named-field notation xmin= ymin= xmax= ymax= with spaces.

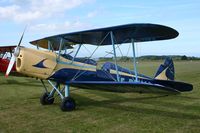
xmin=154 ymin=57 xmax=175 ymax=80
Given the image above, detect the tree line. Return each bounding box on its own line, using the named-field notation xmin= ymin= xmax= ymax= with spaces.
xmin=99 ymin=55 xmax=200 ymax=61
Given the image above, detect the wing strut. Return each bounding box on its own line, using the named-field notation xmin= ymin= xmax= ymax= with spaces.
xmin=71 ymin=44 xmax=81 ymax=63
xmin=131 ymin=39 xmax=138 ymax=82
xmin=58 ymin=38 xmax=64 ymax=61
xmin=110 ymin=31 xmax=120 ymax=82
xmin=48 ymin=40 xmax=51 ymax=51
xmin=36 ymin=42 xmax=39 ymax=50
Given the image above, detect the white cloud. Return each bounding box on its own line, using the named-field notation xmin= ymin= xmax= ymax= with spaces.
xmin=0 ymin=4 xmax=43 ymax=22
xmin=30 ymin=23 xmax=58 ymax=31
xmin=30 ymin=20 xmax=92 ymax=33
xmin=0 ymin=5 xmax=19 ymax=18
xmin=87 ymin=10 xmax=98 ymax=18
xmin=0 ymin=0 xmax=93 ymax=23
xmin=117 ymin=5 xmax=153 ymax=9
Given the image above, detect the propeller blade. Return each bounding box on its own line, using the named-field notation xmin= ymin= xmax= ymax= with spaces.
xmin=17 ymin=26 xmax=27 ymax=47
xmin=5 ymin=26 xmax=27 ymax=77
xmin=5 ymin=54 xmax=16 ymax=77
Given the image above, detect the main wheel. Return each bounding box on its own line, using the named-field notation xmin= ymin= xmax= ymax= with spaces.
xmin=60 ymin=97 xmax=76 ymax=111
xmin=40 ymin=92 xmax=54 ymax=105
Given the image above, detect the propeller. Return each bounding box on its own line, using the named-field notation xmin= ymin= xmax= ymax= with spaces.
xmin=5 ymin=53 xmax=15 ymax=77
xmin=5 ymin=27 xmax=26 ymax=77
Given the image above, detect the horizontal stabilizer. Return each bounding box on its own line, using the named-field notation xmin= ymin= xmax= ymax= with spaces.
xmin=153 ymin=79 xmax=193 ymax=92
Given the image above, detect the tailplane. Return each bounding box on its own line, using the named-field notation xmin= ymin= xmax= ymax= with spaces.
xmin=154 ymin=57 xmax=175 ymax=80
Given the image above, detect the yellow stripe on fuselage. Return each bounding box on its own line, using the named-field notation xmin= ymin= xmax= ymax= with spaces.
xmin=110 ymin=69 xmax=149 ymax=79
xmin=50 ymin=56 xmax=97 ymax=77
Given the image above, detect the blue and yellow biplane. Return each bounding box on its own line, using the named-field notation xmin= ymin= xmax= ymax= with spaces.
xmin=6 ymin=23 xmax=193 ymax=111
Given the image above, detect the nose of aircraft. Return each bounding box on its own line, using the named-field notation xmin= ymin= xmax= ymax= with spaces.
xmin=15 ymin=47 xmax=57 ymax=79
xmin=5 ymin=26 xmax=57 ymax=79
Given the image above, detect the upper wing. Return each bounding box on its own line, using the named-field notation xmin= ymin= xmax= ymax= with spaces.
xmin=30 ymin=23 xmax=179 ymax=47
xmin=0 ymin=45 xmax=16 ymax=53
xmin=29 ymin=39 xmax=74 ymax=51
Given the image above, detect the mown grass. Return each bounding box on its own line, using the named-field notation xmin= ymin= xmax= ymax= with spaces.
xmin=0 ymin=61 xmax=200 ymax=133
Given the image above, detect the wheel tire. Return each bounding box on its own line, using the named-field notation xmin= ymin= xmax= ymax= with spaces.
xmin=60 ymin=97 xmax=76 ymax=111
xmin=40 ymin=92 xmax=54 ymax=105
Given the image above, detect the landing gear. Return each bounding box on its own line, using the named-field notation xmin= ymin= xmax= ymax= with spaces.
xmin=40 ymin=80 xmax=76 ymax=111
xmin=40 ymin=92 xmax=54 ymax=105
xmin=60 ymin=97 xmax=76 ymax=111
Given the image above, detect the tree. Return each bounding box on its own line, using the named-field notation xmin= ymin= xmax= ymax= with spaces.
xmin=181 ymin=55 xmax=188 ymax=60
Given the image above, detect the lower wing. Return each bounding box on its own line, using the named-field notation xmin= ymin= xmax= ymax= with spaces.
xmin=66 ymin=81 xmax=181 ymax=94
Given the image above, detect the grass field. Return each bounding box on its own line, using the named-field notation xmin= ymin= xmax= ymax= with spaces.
xmin=0 ymin=61 xmax=200 ymax=133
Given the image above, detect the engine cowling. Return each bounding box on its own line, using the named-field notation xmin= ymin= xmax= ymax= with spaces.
xmin=16 ymin=47 xmax=57 ymax=79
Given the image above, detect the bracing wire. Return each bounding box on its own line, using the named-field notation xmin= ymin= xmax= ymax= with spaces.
xmin=82 ymin=44 xmax=92 ymax=55
xmin=103 ymin=44 xmax=123 ymax=57
xmin=71 ymin=31 xmax=121 ymax=81
xmin=136 ymin=42 xmax=139 ymax=58
xmin=126 ymin=43 xmax=131 ymax=57
xmin=71 ymin=45 xmax=100 ymax=81
xmin=117 ymin=44 xmax=123 ymax=57
xmin=113 ymin=34 xmax=123 ymax=57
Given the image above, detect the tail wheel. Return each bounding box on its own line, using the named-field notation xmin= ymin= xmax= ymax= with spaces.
xmin=60 ymin=97 xmax=76 ymax=111
xmin=40 ymin=92 xmax=54 ymax=105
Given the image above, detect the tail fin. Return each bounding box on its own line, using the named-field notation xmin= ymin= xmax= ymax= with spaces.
xmin=154 ymin=57 xmax=175 ymax=80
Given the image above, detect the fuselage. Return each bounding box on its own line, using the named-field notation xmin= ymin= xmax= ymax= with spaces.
xmin=16 ymin=47 xmax=152 ymax=83
xmin=15 ymin=47 xmax=193 ymax=93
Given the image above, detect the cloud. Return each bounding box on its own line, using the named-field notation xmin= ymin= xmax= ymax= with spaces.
xmin=117 ymin=5 xmax=153 ymax=9
xmin=0 ymin=4 xmax=43 ymax=22
xmin=29 ymin=20 xmax=92 ymax=33
xmin=87 ymin=10 xmax=98 ymax=18
xmin=0 ymin=0 xmax=93 ymax=23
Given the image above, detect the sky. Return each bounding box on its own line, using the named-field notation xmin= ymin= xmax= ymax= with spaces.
xmin=0 ymin=0 xmax=200 ymax=57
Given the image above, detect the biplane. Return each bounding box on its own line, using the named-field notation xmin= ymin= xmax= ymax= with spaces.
xmin=0 ymin=45 xmax=16 ymax=74
xmin=5 ymin=23 xmax=193 ymax=111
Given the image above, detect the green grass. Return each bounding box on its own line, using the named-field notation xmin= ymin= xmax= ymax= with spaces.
xmin=0 ymin=61 xmax=200 ymax=133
